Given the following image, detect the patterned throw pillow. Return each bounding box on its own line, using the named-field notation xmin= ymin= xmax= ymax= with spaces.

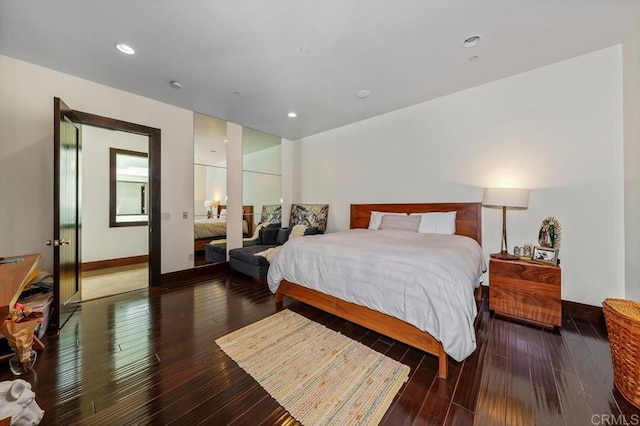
xmin=260 ymin=204 xmax=282 ymax=224
xmin=290 ymin=204 xmax=329 ymax=233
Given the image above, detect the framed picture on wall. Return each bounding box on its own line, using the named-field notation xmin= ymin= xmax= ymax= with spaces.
xmin=532 ymin=246 xmax=559 ymax=265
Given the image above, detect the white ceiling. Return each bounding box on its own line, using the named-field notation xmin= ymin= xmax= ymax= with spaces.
xmin=2 ymin=0 xmax=640 ymax=140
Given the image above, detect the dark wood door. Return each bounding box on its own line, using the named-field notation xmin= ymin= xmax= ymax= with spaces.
xmin=52 ymin=97 xmax=81 ymax=330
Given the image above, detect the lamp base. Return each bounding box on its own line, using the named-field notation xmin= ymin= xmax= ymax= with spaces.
xmin=490 ymin=251 xmax=520 ymax=261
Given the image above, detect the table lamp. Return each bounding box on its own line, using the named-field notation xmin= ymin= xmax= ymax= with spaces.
xmin=482 ymin=188 xmax=529 ymax=260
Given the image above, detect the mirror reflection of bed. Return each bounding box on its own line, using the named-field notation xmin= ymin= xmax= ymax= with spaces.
xmin=193 ymin=205 xmax=254 ymax=265
xmin=192 ymin=114 xmax=283 ymax=267
xmin=204 ymin=204 xmax=284 ymax=266
xmin=193 ymin=113 xmax=228 ymax=266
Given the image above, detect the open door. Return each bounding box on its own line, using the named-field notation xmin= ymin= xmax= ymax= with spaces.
xmin=50 ymin=97 xmax=81 ymax=330
xmin=49 ymin=99 xmax=161 ymax=330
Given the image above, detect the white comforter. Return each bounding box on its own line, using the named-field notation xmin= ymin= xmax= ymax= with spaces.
xmin=194 ymin=218 xmax=248 ymax=239
xmin=194 ymin=219 xmax=227 ymax=239
xmin=267 ymin=229 xmax=486 ymax=361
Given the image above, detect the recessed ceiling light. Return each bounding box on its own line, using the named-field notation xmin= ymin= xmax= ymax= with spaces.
xmin=232 ymin=91 xmax=240 ymax=96
xmin=462 ymin=35 xmax=481 ymax=48
xmin=224 ymin=139 xmax=227 ymax=143
xmin=115 ymin=43 xmax=135 ymax=55
xmin=355 ymin=89 xmax=371 ymax=99
xmin=288 ymin=112 xmax=297 ymax=118
xmin=210 ymin=150 xmax=217 ymax=153
xmin=170 ymin=80 xmax=183 ymax=89
xmin=299 ymin=44 xmax=311 ymax=54
xmin=468 ymin=56 xmax=479 ymax=63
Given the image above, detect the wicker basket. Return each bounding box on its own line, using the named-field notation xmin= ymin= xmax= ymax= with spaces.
xmin=603 ymin=298 xmax=640 ymax=408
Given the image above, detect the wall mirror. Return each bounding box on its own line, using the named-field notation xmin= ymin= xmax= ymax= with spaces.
xmin=193 ymin=113 xmax=228 ymax=266
xmin=110 ymin=148 xmax=148 ymax=227
xmin=242 ymin=127 xmax=282 ymax=238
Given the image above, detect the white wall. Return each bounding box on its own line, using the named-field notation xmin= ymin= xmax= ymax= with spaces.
xmin=193 ymin=165 xmax=226 ymax=217
xmin=81 ymin=126 xmax=148 ymax=262
xmin=295 ymin=47 xmax=625 ymax=306
xmin=0 ymin=54 xmax=194 ymax=275
xmin=206 ymin=166 xmax=227 ymax=208
xmin=243 ymin=144 xmax=282 ymax=222
xmin=244 ymin=144 xmax=282 ymax=174
xmin=623 ymin=23 xmax=640 ymax=302
xmin=194 ymin=164 xmax=208 ymax=217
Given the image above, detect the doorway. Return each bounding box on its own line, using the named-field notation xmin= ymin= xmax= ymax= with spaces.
xmin=80 ymin=126 xmax=150 ymax=300
xmin=53 ymin=97 xmax=161 ymax=330
xmin=73 ymin=110 xmax=161 ymax=288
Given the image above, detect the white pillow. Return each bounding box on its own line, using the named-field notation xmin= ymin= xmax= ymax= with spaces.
xmin=410 ymin=211 xmax=457 ymax=234
xmin=219 ymin=208 xmax=227 ymax=217
xmin=368 ymin=211 xmax=407 ymax=230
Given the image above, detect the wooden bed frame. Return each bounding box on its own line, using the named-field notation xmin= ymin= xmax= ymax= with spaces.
xmin=193 ymin=205 xmax=254 ymax=253
xmin=275 ymin=202 xmax=482 ymax=379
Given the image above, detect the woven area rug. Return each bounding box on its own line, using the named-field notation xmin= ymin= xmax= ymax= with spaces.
xmin=215 ymin=309 xmax=410 ymax=426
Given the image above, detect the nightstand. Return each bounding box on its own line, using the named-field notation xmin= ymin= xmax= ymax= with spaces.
xmin=489 ymin=257 xmax=561 ymax=328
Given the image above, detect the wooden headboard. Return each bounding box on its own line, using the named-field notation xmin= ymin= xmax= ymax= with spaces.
xmin=350 ymin=202 xmax=482 ymax=244
xmin=218 ymin=205 xmax=254 ymax=236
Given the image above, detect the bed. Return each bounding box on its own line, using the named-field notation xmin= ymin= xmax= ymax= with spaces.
xmin=268 ymin=202 xmax=483 ymax=379
xmin=194 ymin=205 xmax=254 ymax=252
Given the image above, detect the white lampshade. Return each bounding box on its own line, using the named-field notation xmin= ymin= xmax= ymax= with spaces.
xmin=483 ymin=188 xmax=529 ymax=208
xmin=204 ymin=200 xmax=215 ymax=207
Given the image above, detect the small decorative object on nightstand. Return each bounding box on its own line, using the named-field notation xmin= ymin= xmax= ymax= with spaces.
xmin=489 ymin=257 xmax=561 ymax=328
xmin=538 ymin=216 xmax=561 ymax=248
xmin=532 ymin=246 xmax=559 ymax=265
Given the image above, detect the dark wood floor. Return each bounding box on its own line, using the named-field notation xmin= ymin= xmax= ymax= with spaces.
xmin=4 ymin=272 xmax=639 ymax=425
xmin=194 ymin=251 xmax=210 ymax=267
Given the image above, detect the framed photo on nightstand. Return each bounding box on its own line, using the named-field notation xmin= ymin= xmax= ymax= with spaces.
xmin=532 ymin=246 xmax=559 ymax=265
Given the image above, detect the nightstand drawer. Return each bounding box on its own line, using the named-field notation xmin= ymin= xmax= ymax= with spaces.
xmin=490 ymin=260 xmax=560 ymax=286
xmin=489 ymin=258 xmax=561 ymax=327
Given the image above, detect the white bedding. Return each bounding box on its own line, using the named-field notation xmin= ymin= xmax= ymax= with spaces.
xmin=267 ymin=229 xmax=486 ymax=361
xmin=194 ymin=218 xmax=248 ymax=239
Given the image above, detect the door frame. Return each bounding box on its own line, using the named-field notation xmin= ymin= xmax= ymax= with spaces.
xmin=74 ymin=110 xmax=162 ymax=286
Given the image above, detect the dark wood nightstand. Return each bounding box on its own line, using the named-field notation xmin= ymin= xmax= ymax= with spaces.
xmin=489 ymin=257 xmax=561 ymax=328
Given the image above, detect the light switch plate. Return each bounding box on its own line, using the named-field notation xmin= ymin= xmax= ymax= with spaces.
xmin=162 ymin=212 xmax=170 ymax=220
